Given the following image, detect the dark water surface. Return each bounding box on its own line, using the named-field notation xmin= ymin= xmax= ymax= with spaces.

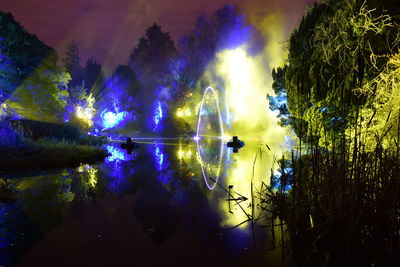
xmin=1 ymin=139 xmax=290 ymax=267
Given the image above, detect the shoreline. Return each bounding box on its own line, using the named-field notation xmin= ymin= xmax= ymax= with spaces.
xmin=0 ymin=142 xmax=109 ymax=174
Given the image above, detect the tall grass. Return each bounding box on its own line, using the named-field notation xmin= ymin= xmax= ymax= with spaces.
xmin=279 ymin=134 xmax=400 ymax=265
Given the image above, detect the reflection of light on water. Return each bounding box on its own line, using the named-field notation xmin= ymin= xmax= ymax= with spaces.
xmin=150 ymin=144 xmax=172 ymax=185
xmin=87 ymin=168 xmax=98 ymax=188
xmin=177 ymin=144 xmax=193 ymax=160
xmin=104 ymin=145 xmax=137 ymax=191
xmin=106 ymin=145 xmax=126 ymax=162
xmin=78 ymin=164 xmax=98 ymax=188
xmin=195 ymin=87 xmax=225 ymax=190
xmin=154 ymin=145 xmax=164 ymax=171
xmin=270 ymin=169 xmax=292 ymax=192
xmin=198 ymin=46 xmax=287 ymax=229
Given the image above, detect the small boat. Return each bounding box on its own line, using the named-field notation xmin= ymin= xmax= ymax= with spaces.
xmin=227 ymin=136 xmax=245 ymax=153
xmin=120 ymin=138 xmax=139 ymax=154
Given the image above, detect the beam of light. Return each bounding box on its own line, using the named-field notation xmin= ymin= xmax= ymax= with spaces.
xmin=195 ymin=86 xmax=225 ymax=190
xmin=130 ymin=137 xmax=182 ymax=140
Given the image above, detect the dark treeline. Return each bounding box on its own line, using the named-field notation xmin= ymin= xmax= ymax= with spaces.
xmin=269 ymin=0 xmax=400 ymax=265
xmin=0 ymin=5 xmax=251 ymax=137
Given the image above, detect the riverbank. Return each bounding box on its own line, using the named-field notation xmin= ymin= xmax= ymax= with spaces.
xmin=0 ymin=118 xmax=109 ymax=173
xmin=0 ymin=140 xmax=109 ymax=173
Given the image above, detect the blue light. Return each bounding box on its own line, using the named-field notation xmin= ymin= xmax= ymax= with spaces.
xmin=105 ymin=145 xmax=126 ymax=162
xmin=149 ymin=100 xmax=166 ymax=132
xmin=100 ymin=109 xmax=127 ymax=130
xmin=158 ymin=171 xmax=172 ymax=185
xmin=154 ymin=101 xmax=163 ymax=127
xmin=155 ymin=145 xmax=164 ymax=171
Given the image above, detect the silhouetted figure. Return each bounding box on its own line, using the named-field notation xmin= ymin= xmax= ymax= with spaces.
xmin=120 ymin=137 xmax=139 ymax=154
xmin=227 ymin=136 xmax=244 ymax=153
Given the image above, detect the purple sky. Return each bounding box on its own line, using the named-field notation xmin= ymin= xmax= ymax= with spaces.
xmin=0 ymin=0 xmax=316 ymax=70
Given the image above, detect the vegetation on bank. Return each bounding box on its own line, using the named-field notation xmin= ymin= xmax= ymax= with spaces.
xmin=0 ymin=118 xmax=108 ymax=173
xmin=267 ymin=0 xmax=400 ymax=265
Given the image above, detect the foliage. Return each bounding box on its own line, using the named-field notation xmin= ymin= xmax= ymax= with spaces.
xmin=275 ymin=1 xmax=400 ymax=265
xmin=284 ymin=144 xmax=400 ymax=266
xmin=96 ymin=65 xmax=139 ymax=131
xmin=64 ymin=83 xmax=96 ymax=130
xmin=128 ymin=23 xmax=177 ymax=133
xmin=356 ymin=52 xmax=400 ymax=150
xmin=0 ymin=118 xmax=24 ymax=148
xmin=0 ymin=11 xmax=53 ymax=97
xmin=7 ymin=118 xmax=81 ymax=141
xmin=84 ymin=57 xmax=104 ymax=97
xmin=268 ymin=67 xmax=292 ymax=127
xmin=63 ymin=42 xmax=85 ymax=88
xmin=176 ymin=5 xmax=251 ymax=90
xmin=129 ymin=23 xmax=177 ymax=89
xmin=277 ymin=0 xmax=400 ymax=148
xmin=0 ymin=139 xmax=108 ymax=172
xmin=7 ymin=54 xmax=70 ymax=123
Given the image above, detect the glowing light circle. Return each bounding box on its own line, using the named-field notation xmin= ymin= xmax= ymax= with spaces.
xmin=195 ymin=86 xmax=225 ymax=190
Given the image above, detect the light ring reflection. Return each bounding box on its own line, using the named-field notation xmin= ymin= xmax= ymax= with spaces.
xmin=195 ymin=86 xmax=225 ymax=190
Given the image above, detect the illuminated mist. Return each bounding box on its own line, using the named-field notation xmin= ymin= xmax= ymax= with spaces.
xmin=196 ymin=15 xmax=290 ymax=227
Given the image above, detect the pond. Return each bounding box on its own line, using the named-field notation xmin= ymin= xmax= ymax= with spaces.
xmin=0 ymin=138 xmax=292 ymax=267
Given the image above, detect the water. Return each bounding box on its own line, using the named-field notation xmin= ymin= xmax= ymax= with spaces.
xmin=0 ymin=138 xmax=291 ymax=267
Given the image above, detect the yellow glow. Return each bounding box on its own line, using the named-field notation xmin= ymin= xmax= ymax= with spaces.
xmin=177 ymin=146 xmax=193 ymax=160
xmin=87 ymin=167 xmax=98 ymax=188
xmin=200 ymin=44 xmax=288 ymax=228
xmin=177 ymin=148 xmax=184 ymax=159
xmin=176 ymin=108 xmax=192 ymax=118
xmin=78 ymin=164 xmax=98 ymax=188
xmin=76 ymin=105 xmax=94 ymax=127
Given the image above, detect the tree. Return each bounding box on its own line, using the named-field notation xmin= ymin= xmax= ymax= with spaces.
xmin=63 ymin=42 xmax=84 ymax=88
xmin=128 ymin=23 xmax=177 ymax=133
xmin=129 ymin=23 xmax=177 ymax=89
xmin=281 ymin=0 xmax=400 ymax=147
xmin=84 ymin=57 xmax=104 ymax=97
xmin=95 ymin=65 xmax=140 ymax=131
xmin=8 ymin=53 xmax=70 ymax=123
xmin=0 ymin=11 xmax=53 ymax=99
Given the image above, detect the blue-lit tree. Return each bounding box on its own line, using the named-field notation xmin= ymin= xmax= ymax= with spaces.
xmin=129 ymin=23 xmax=177 ymax=134
xmin=95 ymin=65 xmax=139 ymax=132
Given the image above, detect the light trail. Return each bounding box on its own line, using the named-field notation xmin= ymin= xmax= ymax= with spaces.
xmin=195 ymin=86 xmax=225 ymax=190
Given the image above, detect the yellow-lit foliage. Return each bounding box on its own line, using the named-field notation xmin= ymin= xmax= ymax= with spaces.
xmin=8 ymin=55 xmax=70 ymax=123
xmin=356 ymin=53 xmax=400 ymax=150
xmin=71 ymin=93 xmax=96 ymax=130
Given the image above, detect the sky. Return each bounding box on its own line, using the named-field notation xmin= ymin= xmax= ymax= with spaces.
xmin=0 ymin=0 xmax=316 ymax=70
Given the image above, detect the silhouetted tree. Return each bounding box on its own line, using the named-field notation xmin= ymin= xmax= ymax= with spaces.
xmin=84 ymin=57 xmax=104 ymax=96
xmin=63 ymin=42 xmax=84 ymax=88
xmin=0 ymin=11 xmax=53 ymax=98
